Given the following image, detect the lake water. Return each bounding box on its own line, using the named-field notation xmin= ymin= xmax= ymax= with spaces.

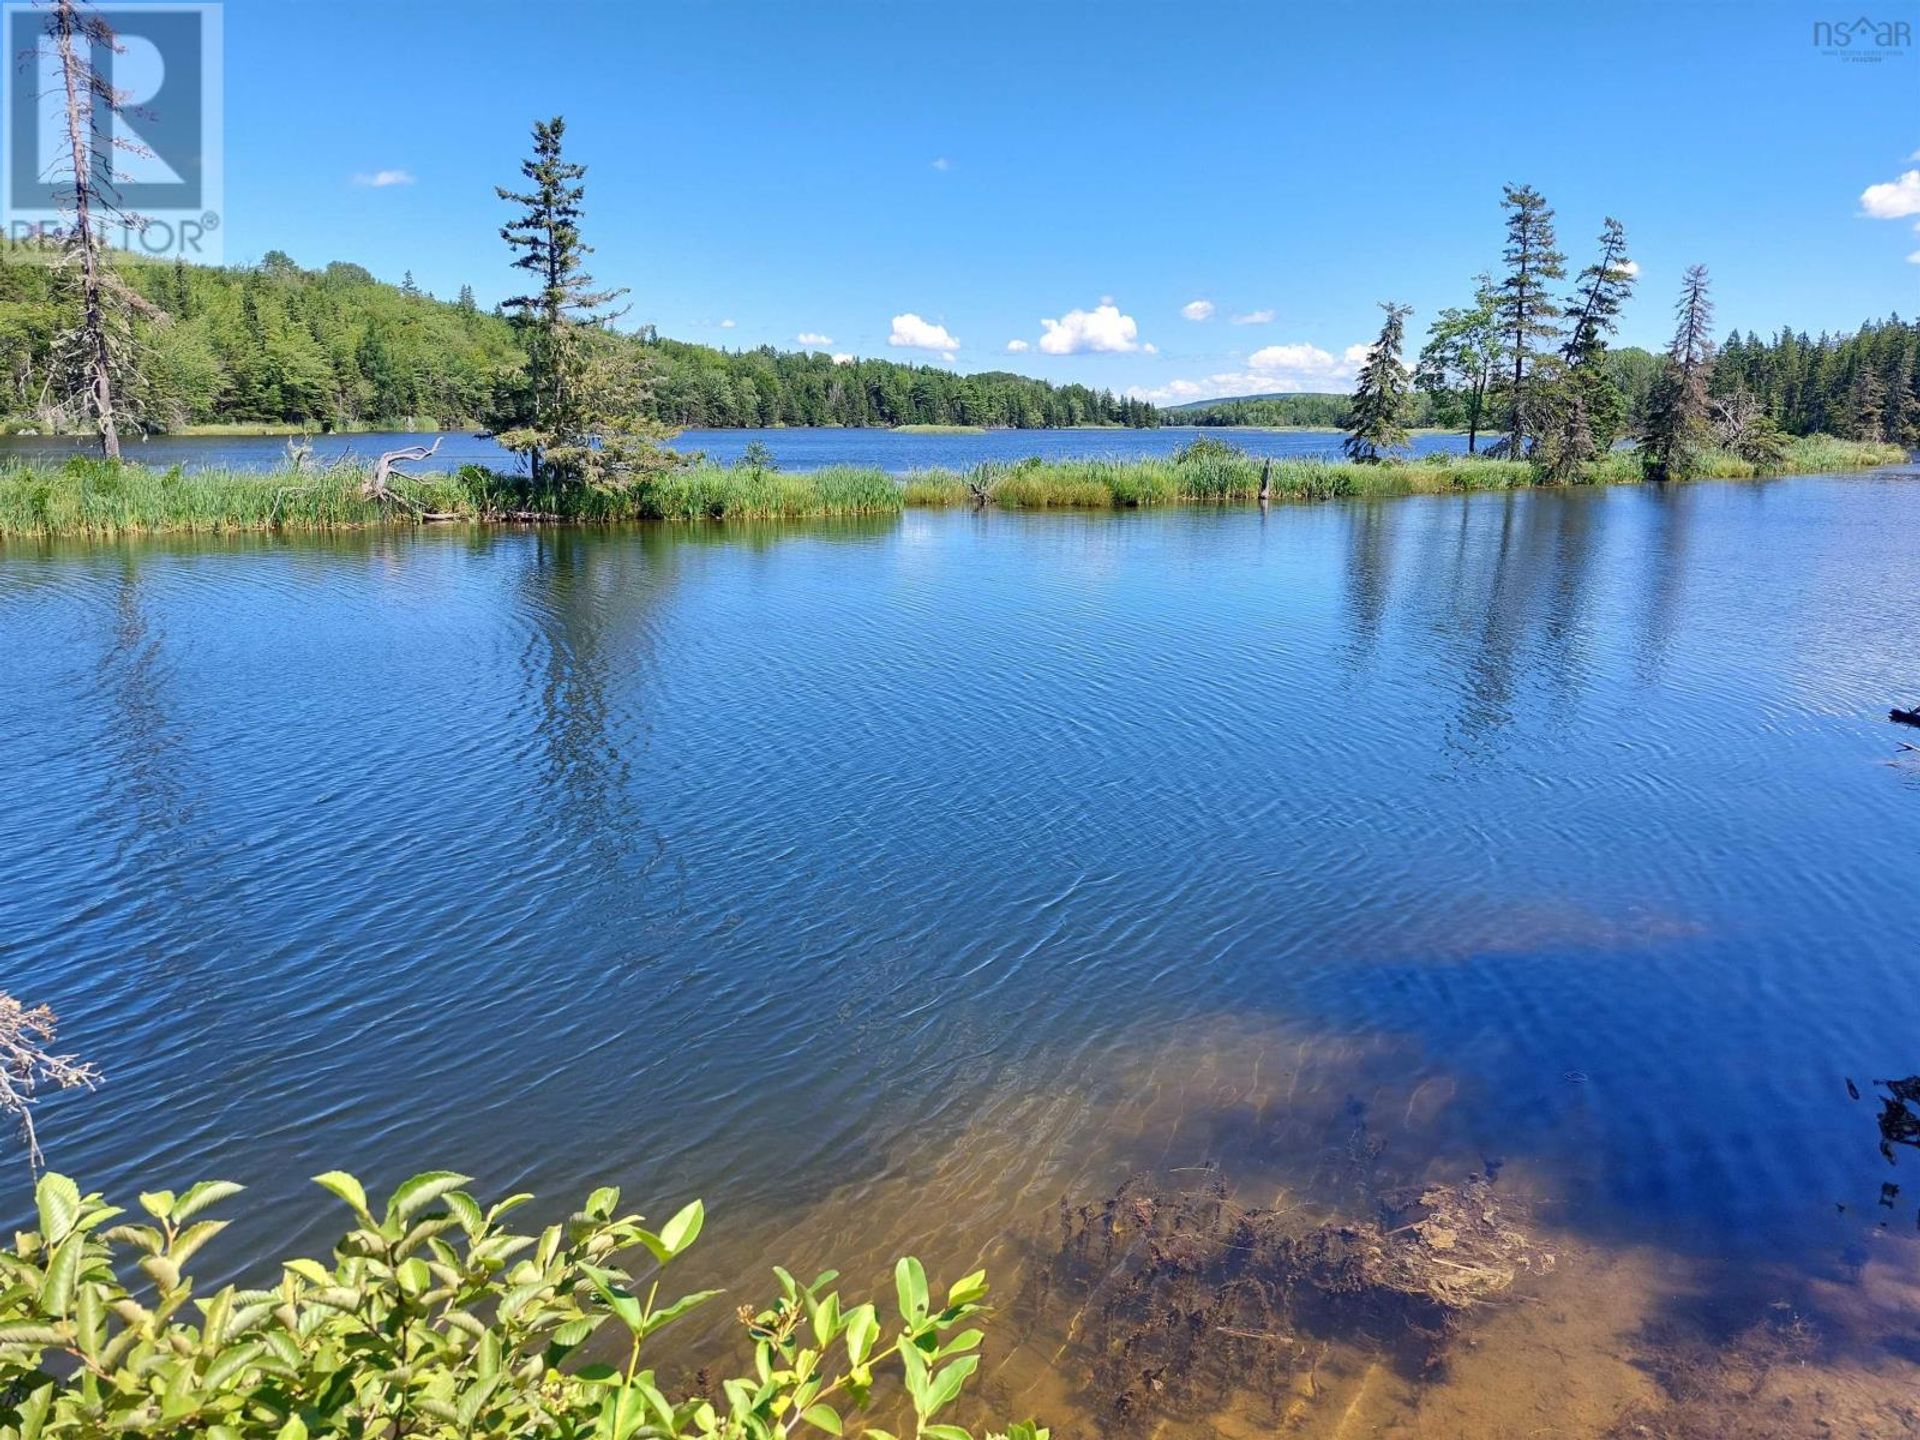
xmin=6 ymin=472 xmax=1920 ymax=1436
xmin=0 ymin=425 xmax=1472 ymax=474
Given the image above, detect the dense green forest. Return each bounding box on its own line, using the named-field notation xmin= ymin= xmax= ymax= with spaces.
xmin=0 ymin=244 xmax=1158 ymax=433
xmin=1713 ymin=318 xmax=1920 ymax=442
xmin=3 ymin=238 xmax=1913 ymax=445
xmin=1165 ymin=391 xmax=1440 ymax=427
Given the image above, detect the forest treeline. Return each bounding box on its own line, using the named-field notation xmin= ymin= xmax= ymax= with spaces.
xmin=0 ymin=245 xmax=1157 ymax=433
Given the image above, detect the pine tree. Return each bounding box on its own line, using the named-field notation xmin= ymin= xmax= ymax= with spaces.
xmin=456 ymin=284 xmax=477 ymax=314
xmin=1561 ymin=218 xmax=1635 ymax=367
xmin=1492 ymin=184 xmax=1566 ymax=455
xmin=1343 ymin=302 xmax=1413 ymax=461
xmin=489 ymin=116 xmax=673 ymax=488
xmin=1641 ymin=265 xmax=1715 ymax=482
xmin=1842 ymin=365 xmax=1885 ymax=442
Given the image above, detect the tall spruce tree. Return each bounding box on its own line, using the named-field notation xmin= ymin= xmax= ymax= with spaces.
xmin=1343 ymin=302 xmax=1413 ymax=461
xmin=1492 ymin=184 xmax=1566 ymax=456
xmin=1641 ymin=265 xmax=1715 ymax=482
xmin=490 ymin=116 xmax=673 ymax=488
xmin=1561 ymin=217 xmax=1635 ymax=367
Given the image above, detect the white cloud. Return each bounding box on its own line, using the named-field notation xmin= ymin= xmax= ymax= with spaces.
xmin=1180 ymin=299 xmax=1215 ymax=321
xmin=1232 ymin=309 xmax=1276 ymax=325
xmin=796 ymin=332 xmax=833 ymax=346
xmin=1130 ymin=336 xmax=1369 ymax=404
xmin=1037 ymin=302 xmax=1142 ymax=355
xmin=1143 ymin=342 xmax=1158 ymax=354
xmin=720 ymin=318 xmax=737 ymax=329
xmin=352 ymin=169 xmax=415 ymax=187
xmin=1618 ymin=259 xmax=1641 ymax=277
xmin=1860 ymin=169 xmax=1920 ymax=218
xmin=889 ymin=313 xmax=959 ymax=351
xmin=931 ymin=157 xmax=952 ymax=171
xmin=832 ymin=353 xmax=855 ymax=364
xmin=1004 ymin=339 xmax=1030 ymax=353
xmin=1909 ymin=251 xmax=1920 ymax=265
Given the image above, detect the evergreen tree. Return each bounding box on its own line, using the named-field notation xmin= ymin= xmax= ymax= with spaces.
xmin=1342 ymin=302 xmax=1413 ymax=461
xmin=1641 ymin=265 xmax=1716 ymax=482
xmin=456 ymin=284 xmax=477 ymax=314
xmin=1842 ymin=364 xmax=1886 ymax=442
xmin=1561 ymin=218 xmax=1635 ymax=367
xmin=489 ymin=116 xmax=673 ymax=488
xmin=1492 ymin=184 xmax=1566 ymax=456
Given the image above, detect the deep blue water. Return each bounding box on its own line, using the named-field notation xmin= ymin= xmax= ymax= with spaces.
xmin=5 ymin=471 xmax=1920 ymax=1431
xmin=0 ymin=425 xmax=1472 ymax=474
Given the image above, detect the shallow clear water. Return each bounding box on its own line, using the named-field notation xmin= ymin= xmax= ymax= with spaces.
xmin=0 ymin=424 xmax=1472 ymax=474
xmin=5 ymin=473 xmax=1920 ymax=1435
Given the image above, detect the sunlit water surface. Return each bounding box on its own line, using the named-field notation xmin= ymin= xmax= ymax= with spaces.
xmin=6 ymin=473 xmax=1920 ymax=1436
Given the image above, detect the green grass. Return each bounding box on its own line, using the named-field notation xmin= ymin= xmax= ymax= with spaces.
xmin=0 ymin=435 xmax=1904 ymax=539
xmin=890 ymin=423 xmax=987 ymax=434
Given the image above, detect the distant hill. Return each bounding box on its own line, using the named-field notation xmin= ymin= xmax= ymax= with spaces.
xmin=1159 ymin=390 xmax=1320 ymax=412
xmin=1162 ymin=391 xmax=1438 ymax=427
xmin=0 ymin=245 xmax=1161 ymax=433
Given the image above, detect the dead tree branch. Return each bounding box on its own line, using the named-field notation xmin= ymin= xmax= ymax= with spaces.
xmin=1 ymin=993 xmax=98 ymax=1169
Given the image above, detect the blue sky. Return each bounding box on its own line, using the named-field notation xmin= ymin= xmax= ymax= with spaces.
xmin=220 ymin=0 xmax=1916 ymax=400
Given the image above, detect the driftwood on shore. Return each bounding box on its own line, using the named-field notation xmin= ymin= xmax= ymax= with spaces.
xmin=362 ymin=436 xmax=443 ymax=503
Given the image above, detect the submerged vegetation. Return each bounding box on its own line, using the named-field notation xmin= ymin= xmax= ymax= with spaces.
xmin=0 ymin=435 xmax=1903 ymax=539
xmin=1032 ymin=1167 xmax=1551 ymax=1434
xmin=0 ymin=1168 xmax=1040 ymax=1440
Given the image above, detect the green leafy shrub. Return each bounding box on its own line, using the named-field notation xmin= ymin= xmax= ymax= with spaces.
xmin=0 ymin=1170 xmax=1043 ymax=1440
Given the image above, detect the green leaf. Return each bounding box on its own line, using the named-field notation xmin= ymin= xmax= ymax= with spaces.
xmin=139 ymin=1190 xmax=176 ymax=1221
xmin=444 ymin=1190 xmax=484 ymax=1235
xmin=173 ymin=1180 xmax=245 ymax=1223
xmin=34 ymin=1173 xmax=81 ymax=1245
xmin=923 ymin=1427 xmax=973 ymax=1440
xmin=801 ymin=1404 xmax=843 ymax=1435
xmin=37 ymin=1235 xmax=83 ymax=1316
xmin=897 ymin=1336 xmax=931 ymax=1414
xmin=658 ymin=1198 xmax=704 ymax=1258
xmin=277 ymin=1416 xmax=307 ymax=1440
xmin=945 ymin=1269 xmax=988 ymax=1309
xmin=642 ymin=1287 xmax=721 ymax=1337
xmin=844 ymin=1303 xmax=878 ymax=1366
xmin=925 ymin=1355 xmax=979 ymax=1417
xmin=0 ymin=1321 xmax=68 ymax=1346
xmin=386 ymin=1171 xmax=473 ymax=1225
xmin=895 ymin=1256 xmax=928 ymax=1325
xmin=283 ymin=1258 xmax=332 ymax=1286
xmin=312 ymin=1171 xmax=370 ymax=1219
xmin=579 ymin=1262 xmax=644 ymax=1334
xmin=13 ymin=1380 xmax=52 ymax=1440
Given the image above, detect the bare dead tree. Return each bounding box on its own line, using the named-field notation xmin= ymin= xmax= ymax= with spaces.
xmin=1 ymin=993 xmax=99 ymax=1169
xmin=363 ymin=435 xmax=445 ymax=502
xmin=32 ymin=0 xmax=159 ymax=458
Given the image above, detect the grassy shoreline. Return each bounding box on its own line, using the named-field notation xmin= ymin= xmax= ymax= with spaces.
xmin=0 ymin=437 xmax=1905 ymax=540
